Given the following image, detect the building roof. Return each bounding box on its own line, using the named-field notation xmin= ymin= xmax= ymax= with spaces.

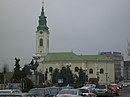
xmin=42 ymin=52 xmax=121 ymax=62
xmin=79 ymin=55 xmax=112 ymax=62
xmin=44 ymin=52 xmax=84 ymax=62
xmin=43 ymin=52 xmax=112 ymax=62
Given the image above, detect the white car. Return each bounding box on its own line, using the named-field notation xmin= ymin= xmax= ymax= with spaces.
xmin=82 ymin=84 xmax=96 ymax=92
xmin=56 ymin=89 xmax=83 ymax=97
xmin=122 ymin=82 xmax=129 ymax=87
xmin=78 ymin=87 xmax=97 ymax=97
xmin=0 ymin=89 xmax=22 ymax=93
xmin=0 ymin=93 xmax=37 ymax=97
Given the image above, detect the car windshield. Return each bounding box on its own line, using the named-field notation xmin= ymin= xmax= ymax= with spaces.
xmin=79 ymin=89 xmax=89 ymax=93
xmin=29 ymin=89 xmax=40 ymax=94
xmin=49 ymin=88 xmax=59 ymax=95
xmin=111 ymin=84 xmax=117 ymax=88
xmin=95 ymin=85 xmax=106 ymax=89
xmin=58 ymin=90 xmax=77 ymax=95
xmin=61 ymin=87 xmax=73 ymax=90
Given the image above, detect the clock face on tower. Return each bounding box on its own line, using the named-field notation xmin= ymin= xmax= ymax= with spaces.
xmin=40 ymin=31 xmax=43 ymax=34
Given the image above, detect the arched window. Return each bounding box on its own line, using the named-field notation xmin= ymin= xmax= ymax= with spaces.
xmin=49 ymin=67 xmax=53 ymax=72
xmin=39 ymin=38 xmax=43 ymax=46
xmin=75 ymin=67 xmax=79 ymax=72
xmin=89 ymin=68 xmax=93 ymax=74
xmin=100 ymin=68 xmax=104 ymax=74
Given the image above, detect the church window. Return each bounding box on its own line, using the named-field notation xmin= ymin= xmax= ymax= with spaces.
xmin=39 ymin=38 xmax=43 ymax=46
xmin=75 ymin=67 xmax=79 ymax=72
xmin=89 ymin=68 xmax=93 ymax=74
xmin=100 ymin=68 xmax=104 ymax=74
xmin=47 ymin=39 xmax=49 ymax=48
xmin=49 ymin=67 xmax=53 ymax=73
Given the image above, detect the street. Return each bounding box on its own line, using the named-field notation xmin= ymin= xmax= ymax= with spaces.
xmin=118 ymin=86 xmax=130 ymax=97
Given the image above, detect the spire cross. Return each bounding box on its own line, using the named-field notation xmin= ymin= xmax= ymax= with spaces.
xmin=42 ymin=0 xmax=44 ymax=8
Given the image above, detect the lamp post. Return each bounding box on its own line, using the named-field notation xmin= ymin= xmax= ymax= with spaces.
xmin=83 ymin=68 xmax=88 ymax=83
xmin=66 ymin=65 xmax=71 ymax=85
xmin=96 ymin=69 xmax=100 ymax=82
xmin=96 ymin=60 xmax=100 ymax=83
xmin=95 ymin=58 xmax=100 ymax=84
xmin=105 ymin=59 xmax=108 ymax=84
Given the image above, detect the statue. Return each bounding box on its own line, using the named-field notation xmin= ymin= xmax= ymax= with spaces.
xmin=29 ymin=59 xmax=39 ymax=74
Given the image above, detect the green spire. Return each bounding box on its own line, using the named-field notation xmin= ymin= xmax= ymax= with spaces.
xmin=37 ymin=0 xmax=49 ymax=32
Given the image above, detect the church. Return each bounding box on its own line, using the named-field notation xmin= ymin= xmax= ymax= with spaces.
xmin=35 ymin=1 xmax=123 ymax=84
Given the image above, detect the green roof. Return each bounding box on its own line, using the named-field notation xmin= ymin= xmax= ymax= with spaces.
xmin=43 ymin=52 xmax=112 ymax=62
xmin=44 ymin=52 xmax=84 ymax=62
xmin=79 ymin=55 xmax=112 ymax=62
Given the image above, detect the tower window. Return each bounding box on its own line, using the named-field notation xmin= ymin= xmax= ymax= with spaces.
xmin=39 ymin=38 xmax=43 ymax=46
xmin=47 ymin=39 xmax=49 ymax=48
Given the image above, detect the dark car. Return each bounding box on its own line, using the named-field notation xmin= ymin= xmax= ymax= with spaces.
xmin=60 ymin=86 xmax=74 ymax=90
xmin=94 ymin=84 xmax=113 ymax=97
xmin=28 ymin=88 xmax=53 ymax=97
xmin=47 ymin=87 xmax=61 ymax=96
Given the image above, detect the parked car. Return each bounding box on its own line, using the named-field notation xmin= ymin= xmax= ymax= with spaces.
xmin=82 ymin=84 xmax=96 ymax=92
xmin=122 ymin=82 xmax=129 ymax=87
xmin=0 ymin=89 xmax=22 ymax=93
xmin=109 ymin=84 xmax=119 ymax=96
xmin=47 ymin=87 xmax=61 ymax=96
xmin=56 ymin=89 xmax=84 ymax=97
xmin=60 ymin=85 xmax=74 ymax=90
xmin=79 ymin=87 xmax=97 ymax=97
xmin=0 ymin=93 xmax=37 ymax=97
xmin=117 ymin=82 xmax=123 ymax=89
xmin=83 ymin=84 xmax=96 ymax=88
xmin=94 ymin=84 xmax=113 ymax=97
xmin=28 ymin=88 xmax=53 ymax=97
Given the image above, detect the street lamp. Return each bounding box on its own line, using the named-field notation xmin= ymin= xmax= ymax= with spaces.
xmin=83 ymin=68 xmax=88 ymax=83
xmin=105 ymin=59 xmax=108 ymax=84
xmin=96 ymin=69 xmax=100 ymax=81
xmin=66 ymin=65 xmax=72 ymax=85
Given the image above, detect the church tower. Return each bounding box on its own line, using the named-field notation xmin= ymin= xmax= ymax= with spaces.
xmin=36 ymin=0 xmax=49 ymax=57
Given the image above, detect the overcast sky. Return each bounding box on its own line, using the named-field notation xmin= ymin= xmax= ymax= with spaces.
xmin=0 ymin=0 xmax=130 ymax=71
